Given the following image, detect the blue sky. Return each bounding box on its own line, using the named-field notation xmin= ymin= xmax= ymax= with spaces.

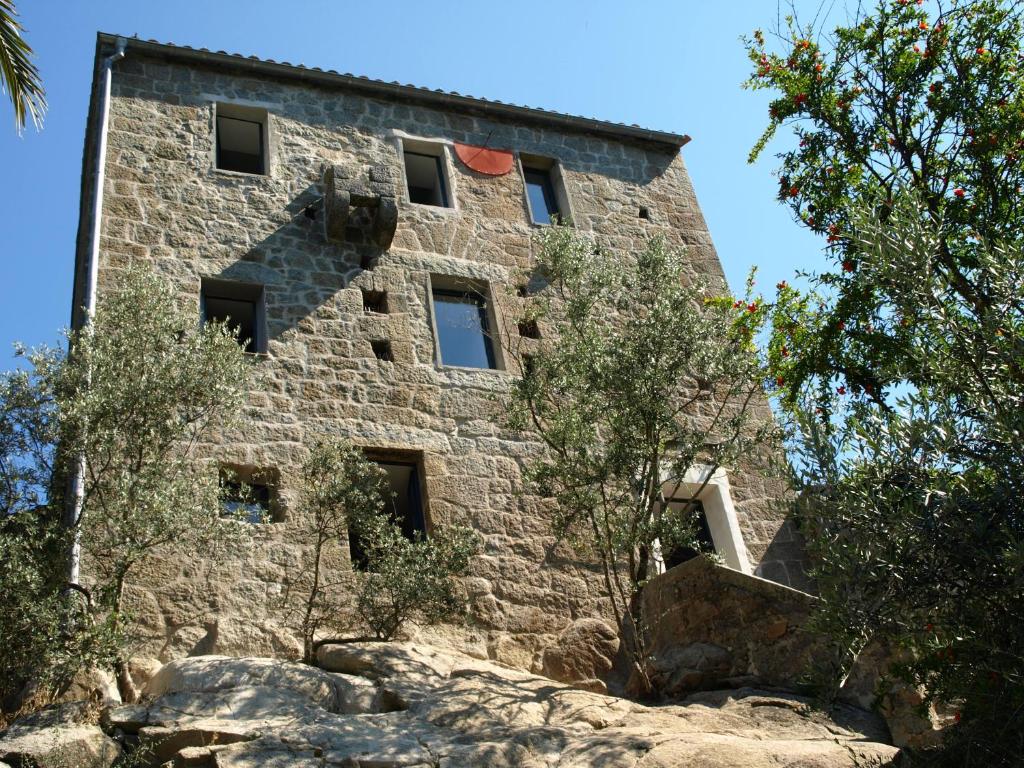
xmin=0 ymin=0 xmax=829 ymax=366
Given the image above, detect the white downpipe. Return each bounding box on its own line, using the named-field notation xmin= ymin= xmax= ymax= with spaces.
xmin=67 ymin=37 xmax=127 ymax=587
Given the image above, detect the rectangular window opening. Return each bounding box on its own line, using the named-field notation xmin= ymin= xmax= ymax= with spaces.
xmin=350 ymin=459 xmax=428 ymax=570
xmin=371 ymin=339 xmax=394 ymax=362
xmin=216 ymin=106 xmax=267 ymax=175
xmin=404 ymin=150 xmax=449 ymax=207
xmin=523 ymin=162 xmax=561 ymax=225
xmin=431 ymin=284 xmax=498 ymax=370
xmin=361 ymin=289 xmax=389 ymax=314
xmin=662 ymin=499 xmax=716 ymax=569
xmin=201 ymin=278 xmax=265 ymax=354
xmin=639 ymin=206 xmax=651 ymax=220
xmin=219 ymin=466 xmax=279 ymax=524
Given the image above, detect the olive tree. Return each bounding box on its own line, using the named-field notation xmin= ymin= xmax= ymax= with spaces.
xmin=506 ymin=226 xmax=775 ymax=695
xmin=0 ymin=267 xmax=253 ymax=708
xmin=286 ymin=437 xmax=478 ymax=655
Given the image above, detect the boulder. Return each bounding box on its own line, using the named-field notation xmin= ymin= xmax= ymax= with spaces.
xmin=0 ymin=703 xmax=120 ymax=768
xmin=542 ymin=618 xmax=619 ymax=693
xmin=58 ymin=667 xmax=120 ymax=706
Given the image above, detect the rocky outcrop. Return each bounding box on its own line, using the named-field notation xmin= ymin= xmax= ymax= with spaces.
xmin=0 ymin=702 xmax=120 ymax=768
xmin=542 ymin=618 xmax=620 ymax=693
xmin=50 ymin=642 xmax=902 ymax=767
xmin=630 ymin=556 xmax=825 ymax=696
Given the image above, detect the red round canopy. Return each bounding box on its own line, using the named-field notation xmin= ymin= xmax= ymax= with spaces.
xmin=454 ymin=142 xmax=515 ymax=176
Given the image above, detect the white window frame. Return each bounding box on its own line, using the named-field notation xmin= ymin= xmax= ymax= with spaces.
xmin=653 ymin=464 xmax=752 ymax=575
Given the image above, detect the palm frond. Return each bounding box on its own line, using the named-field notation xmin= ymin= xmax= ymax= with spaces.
xmin=0 ymin=0 xmax=45 ymax=133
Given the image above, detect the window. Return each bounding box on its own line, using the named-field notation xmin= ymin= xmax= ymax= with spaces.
xmin=350 ymin=459 xmax=427 ymax=570
xmin=215 ymin=104 xmax=268 ymax=175
xmin=431 ymin=285 xmax=497 ymax=369
xmin=403 ymin=149 xmax=449 ymax=207
xmin=201 ymin=278 xmax=266 ymax=354
xmin=523 ymin=167 xmax=560 ymax=224
xmin=521 ymin=155 xmax=570 ymax=225
xmin=661 ymin=499 xmax=716 ymax=569
xmin=219 ymin=466 xmax=279 ymax=524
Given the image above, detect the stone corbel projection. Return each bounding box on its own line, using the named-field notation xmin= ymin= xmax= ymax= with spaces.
xmin=322 ymin=163 xmax=398 ymax=250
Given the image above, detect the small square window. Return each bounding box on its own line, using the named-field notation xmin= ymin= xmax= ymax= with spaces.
xmin=362 ymin=289 xmax=389 ymax=314
xmin=431 ymin=284 xmax=497 ymax=369
xmin=350 ymin=459 xmax=428 ymax=570
xmin=404 ymin=150 xmax=449 ymax=207
xmin=215 ymin=104 xmax=268 ymax=175
xmin=201 ymin=278 xmax=265 ymax=354
xmin=371 ymin=340 xmax=394 ymax=362
xmin=219 ymin=466 xmax=279 ymax=524
xmin=639 ymin=206 xmax=651 ymax=220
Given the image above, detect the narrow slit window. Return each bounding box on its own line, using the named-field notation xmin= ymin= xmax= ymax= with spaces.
xmin=201 ymin=279 xmax=265 ymax=354
xmin=350 ymin=460 xmax=427 ymax=570
xmin=432 ymin=287 xmax=497 ymax=369
xmin=524 ymin=167 xmax=561 ymax=225
xmin=404 ymin=151 xmax=449 ymax=207
xmin=216 ymin=113 xmax=266 ymax=174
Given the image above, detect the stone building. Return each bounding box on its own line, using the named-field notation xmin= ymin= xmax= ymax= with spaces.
xmin=71 ymin=33 xmax=806 ymax=670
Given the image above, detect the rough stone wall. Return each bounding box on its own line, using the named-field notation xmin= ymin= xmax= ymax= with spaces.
xmin=84 ymin=48 xmax=805 ymax=670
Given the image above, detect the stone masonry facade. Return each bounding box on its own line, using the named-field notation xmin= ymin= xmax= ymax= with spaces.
xmin=73 ymin=35 xmax=807 ymax=672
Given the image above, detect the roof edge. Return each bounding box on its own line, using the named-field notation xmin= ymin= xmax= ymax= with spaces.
xmin=97 ymin=33 xmax=691 ymax=152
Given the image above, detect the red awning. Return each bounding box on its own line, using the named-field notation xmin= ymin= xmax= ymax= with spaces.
xmin=454 ymin=142 xmax=515 ymax=176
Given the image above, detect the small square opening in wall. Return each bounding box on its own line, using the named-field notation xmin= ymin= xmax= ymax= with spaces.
xmin=403 ymin=148 xmax=450 ymax=207
xmin=371 ymin=340 xmax=394 ymax=362
xmin=215 ymin=104 xmax=268 ymax=175
xmin=219 ymin=466 xmax=280 ymax=524
xmin=201 ymin=278 xmax=266 ymax=354
xmin=518 ymin=319 xmax=541 ymax=339
xmin=639 ymin=207 xmax=651 ymax=220
xmin=361 ymin=289 xmax=389 ymax=314
xmin=350 ymin=457 xmax=428 ymax=570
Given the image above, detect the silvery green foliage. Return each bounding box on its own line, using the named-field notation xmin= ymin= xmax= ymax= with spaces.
xmin=787 ymin=197 xmax=1023 ymax=764
xmin=507 ymin=226 xmax=774 ymax=692
xmin=288 ymin=438 xmax=390 ymax=661
xmin=290 ymin=438 xmax=478 ymax=648
xmin=63 ymin=269 xmax=254 ymax=626
xmin=0 ymin=268 xmax=254 ymax=712
xmin=352 ymin=509 xmax=478 ymax=642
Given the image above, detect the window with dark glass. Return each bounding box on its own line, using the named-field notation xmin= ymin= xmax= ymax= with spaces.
xmin=524 ymin=166 xmax=561 ymax=225
xmin=662 ymin=499 xmax=716 ymax=569
xmin=216 ymin=114 xmax=265 ymax=175
xmin=432 ymin=288 xmax=497 ymax=369
xmin=201 ymin=279 xmax=264 ymax=354
xmin=404 ymin=151 xmax=449 ymax=207
xmin=350 ymin=460 xmax=427 ymax=570
xmin=220 ymin=479 xmax=272 ymax=524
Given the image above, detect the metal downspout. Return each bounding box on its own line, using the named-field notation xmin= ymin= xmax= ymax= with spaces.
xmin=67 ymin=36 xmax=127 ymax=587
